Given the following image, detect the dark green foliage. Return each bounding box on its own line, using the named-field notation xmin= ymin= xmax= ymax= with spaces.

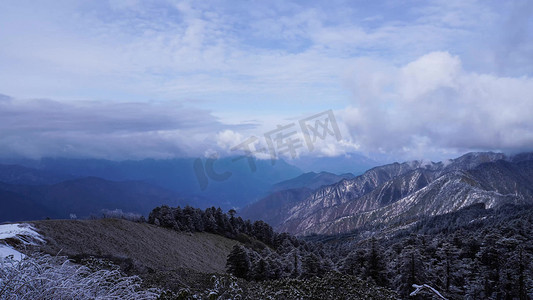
xmin=148 ymin=205 xmax=332 ymax=282
xmin=301 ymin=253 xmax=322 ymax=279
xmin=226 ymin=245 xmax=251 ymax=278
xmin=149 ymin=203 xmax=533 ymax=299
xmin=160 ymin=273 xmax=399 ymax=299
xmin=326 ymin=204 xmax=533 ymax=299
xmin=365 ymin=237 xmax=387 ymax=286
xmin=148 ymin=205 xmax=273 ymax=246
xmin=250 ymin=258 xmax=270 ymax=281
xmin=245 ymin=272 xmax=399 ymax=299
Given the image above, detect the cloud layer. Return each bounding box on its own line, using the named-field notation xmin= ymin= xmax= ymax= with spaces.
xmin=0 ymin=96 xmax=249 ymax=159
xmin=341 ymin=52 xmax=533 ymax=159
xmin=0 ymin=1 xmax=532 ymax=161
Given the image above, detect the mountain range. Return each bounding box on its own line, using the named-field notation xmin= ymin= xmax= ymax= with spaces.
xmin=8 ymin=157 xmax=302 ymax=208
xmin=240 ymin=171 xmax=354 ymax=226
xmin=4 ymin=151 xmax=533 ymax=233
xmin=0 ymin=156 xmax=305 ymax=222
xmin=242 ymin=152 xmax=533 ymax=235
xmin=0 ymin=177 xmax=186 ymax=222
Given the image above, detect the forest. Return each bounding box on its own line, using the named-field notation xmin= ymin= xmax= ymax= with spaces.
xmin=148 ymin=203 xmax=533 ymax=299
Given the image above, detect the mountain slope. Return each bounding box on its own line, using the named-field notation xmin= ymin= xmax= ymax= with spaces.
xmin=275 ymin=152 xmax=533 ymax=235
xmin=32 ymin=218 xmax=238 ymax=274
xmin=241 ymin=171 xmax=355 ymax=227
xmin=239 ymin=188 xmax=314 ymax=227
xmin=270 ymin=171 xmax=354 ymax=192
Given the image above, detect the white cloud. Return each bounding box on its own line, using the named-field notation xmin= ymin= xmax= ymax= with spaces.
xmin=0 ymin=1 xmax=532 ymax=161
xmin=216 ymin=130 xmax=244 ymax=150
xmin=0 ymin=96 xmax=249 ymax=159
xmin=1 ymin=0 xmax=523 ymax=103
xmin=342 ymin=51 xmax=533 ymax=160
xmin=399 ymin=52 xmax=461 ymax=100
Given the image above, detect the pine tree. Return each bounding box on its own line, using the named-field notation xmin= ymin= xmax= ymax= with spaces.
xmin=252 ymin=220 xmax=274 ymax=245
xmin=226 ymin=245 xmax=251 ymax=279
xmin=251 ymin=258 xmax=271 ymax=281
xmin=393 ymin=244 xmax=426 ymax=297
xmin=340 ymin=249 xmax=365 ymax=276
xmin=365 ymin=238 xmax=388 ymax=286
xmin=435 ymin=241 xmax=460 ymax=293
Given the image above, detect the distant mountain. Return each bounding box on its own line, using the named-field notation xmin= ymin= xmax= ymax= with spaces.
xmin=0 ymin=177 xmax=186 ymax=222
xmin=270 ymin=171 xmax=354 ymax=192
xmin=0 ymin=164 xmax=74 ymax=185
xmin=239 ymin=188 xmax=314 ymax=228
xmin=0 ymin=187 xmax=56 ymax=222
xmin=241 ymin=171 xmax=354 ymax=226
xmin=1 ymin=157 xmax=302 ymax=209
xmin=273 ymin=152 xmax=533 ymax=235
xmin=287 ymin=153 xmax=377 ymax=175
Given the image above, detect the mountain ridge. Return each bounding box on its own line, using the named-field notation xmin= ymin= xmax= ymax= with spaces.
xmin=0 ymin=177 xmax=186 ymax=222
xmin=268 ymin=151 xmax=533 ymax=235
xmin=0 ymin=157 xmax=302 ymax=209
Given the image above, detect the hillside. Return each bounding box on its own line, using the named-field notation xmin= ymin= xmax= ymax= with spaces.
xmin=24 ymin=217 xmax=400 ymax=298
xmin=240 ymin=171 xmax=354 ymax=227
xmin=239 ymin=188 xmax=314 ymax=227
xmin=272 ymin=152 xmax=533 ymax=235
xmin=305 ymin=203 xmax=533 ymax=299
xmin=31 ymin=218 xmax=238 ymax=274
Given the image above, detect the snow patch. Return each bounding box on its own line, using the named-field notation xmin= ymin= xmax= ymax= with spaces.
xmin=0 ymin=245 xmax=24 ymax=261
xmin=0 ymin=223 xmax=43 ymax=260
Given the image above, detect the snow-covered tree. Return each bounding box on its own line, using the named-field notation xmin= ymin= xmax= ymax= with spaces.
xmin=0 ymin=253 xmax=158 ymax=299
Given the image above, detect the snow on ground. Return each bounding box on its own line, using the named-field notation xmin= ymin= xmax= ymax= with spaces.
xmin=0 ymin=244 xmax=24 ymax=260
xmin=0 ymin=223 xmax=43 ymax=260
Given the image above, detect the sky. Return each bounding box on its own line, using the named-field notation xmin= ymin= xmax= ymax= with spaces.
xmin=0 ymin=0 xmax=532 ymax=162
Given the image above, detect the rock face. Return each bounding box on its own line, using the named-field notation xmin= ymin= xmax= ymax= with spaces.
xmin=240 ymin=171 xmax=354 ymax=227
xmin=274 ymin=152 xmax=533 ymax=235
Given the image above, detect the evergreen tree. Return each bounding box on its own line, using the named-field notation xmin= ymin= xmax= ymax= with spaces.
xmin=226 ymin=245 xmax=251 ymax=279
xmin=252 ymin=220 xmax=274 ymax=245
xmin=301 ymin=253 xmax=322 ymax=279
xmin=251 ymin=258 xmax=271 ymax=281
xmin=435 ymin=242 xmax=460 ymax=293
xmin=340 ymin=249 xmax=365 ymax=276
xmin=365 ymin=238 xmax=387 ymax=286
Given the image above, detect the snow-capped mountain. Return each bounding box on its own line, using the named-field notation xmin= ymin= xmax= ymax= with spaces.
xmin=272 ymin=152 xmax=533 ymax=235
xmin=270 ymin=171 xmax=355 ymax=193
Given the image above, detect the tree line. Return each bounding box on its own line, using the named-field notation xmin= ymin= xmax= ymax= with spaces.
xmin=148 ymin=203 xmax=533 ymax=299
xmin=147 ymin=205 xmax=335 ymax=281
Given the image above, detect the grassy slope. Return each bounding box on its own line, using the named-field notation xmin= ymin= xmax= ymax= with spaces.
xmin=31 ymin=219 xmax=238 ymax=274
xmin=28 ymin=219 xmax=399 ymax=298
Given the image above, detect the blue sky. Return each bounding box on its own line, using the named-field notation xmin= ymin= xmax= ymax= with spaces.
xmin=0 ymin=0 xmax=532 ymax=161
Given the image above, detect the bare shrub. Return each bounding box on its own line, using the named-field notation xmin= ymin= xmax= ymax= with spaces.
xmin=0 ymin=253 xmax=158 ymax=299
